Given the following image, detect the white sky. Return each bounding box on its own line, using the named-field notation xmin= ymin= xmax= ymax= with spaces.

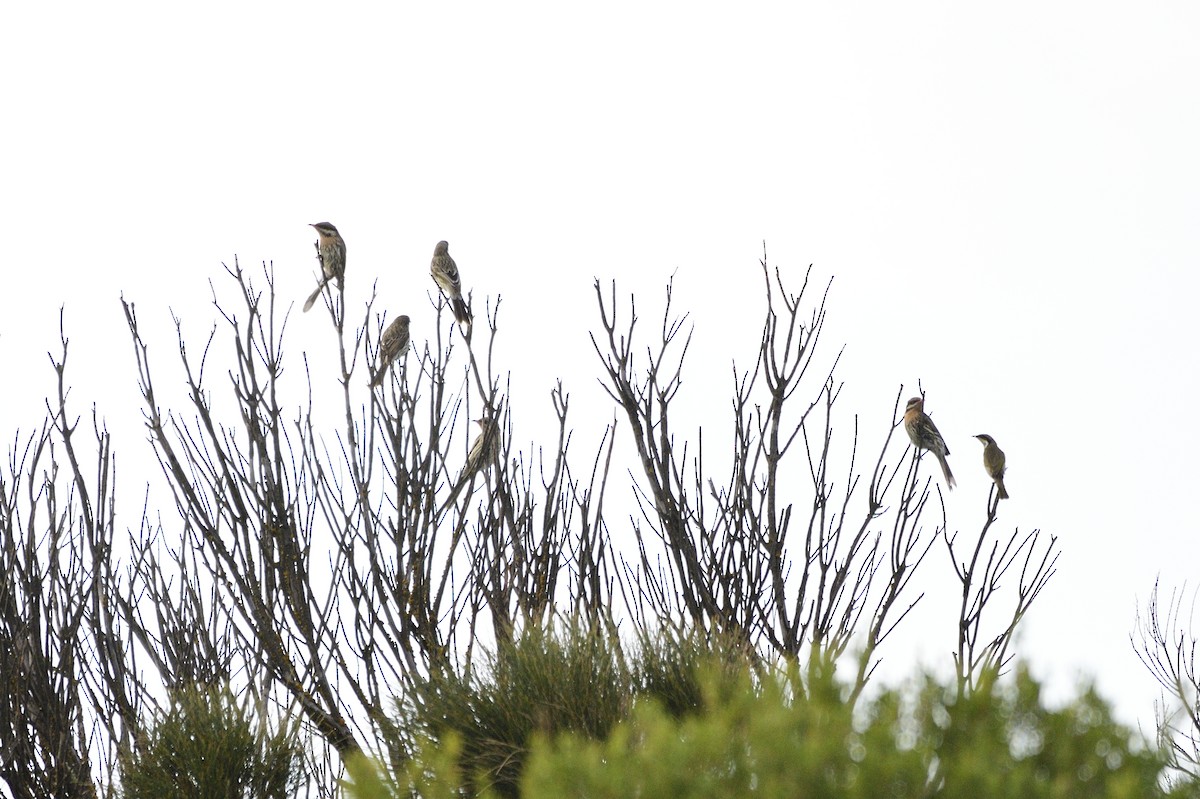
xmin=3 ymin=1 xmax=1199 ymax=736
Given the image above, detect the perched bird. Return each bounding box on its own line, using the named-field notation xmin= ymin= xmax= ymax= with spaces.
xmin=974 ymin=434 xmax=1010 ymax=499
xmin=903 ymin=396 xmax=956 ymax=489
xmin=440 ymin=415 xmax=501 ymax=512
xmin=462 ymin=416 xmax=500 ymax=478
xmin=370 ymin=315 xmax=411 ymax=388
xmin=429 ymin=240 xmax=471 ymax=325
xmin=303 ymin=222 xmax=347 ymax=312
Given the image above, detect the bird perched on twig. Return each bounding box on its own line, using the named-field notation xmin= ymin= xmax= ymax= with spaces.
xmin=303 ymin=222 xmax=346 ymax=312
xmin=974 ymin=434 xmax=1009 ymax=499
xmin=903 ymin=396 xmax=956 ymax=489
xmin=430 ymin=240 xmax=471 ymax=326
xmin=439 ymin=415 xmax=501 ymax=513
xmin=369 ymin=315 xmax=411 ymax=388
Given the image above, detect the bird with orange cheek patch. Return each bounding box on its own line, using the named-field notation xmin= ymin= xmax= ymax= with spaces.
xmin=903 ymin=396 xmax=955 ymax=489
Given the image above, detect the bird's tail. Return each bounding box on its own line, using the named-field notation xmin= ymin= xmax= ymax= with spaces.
xmin=302 ymin=279 xmax=327 ymax=313
xmin=451 ymin=296 xmax=471 ymax=326
xmin=437 ymin=475 xmax=470 ymax=518
xmin=935 ymin=452 xmax=956 ymax=489
xmin=995 ymin=477 xmax=1009 ymax=500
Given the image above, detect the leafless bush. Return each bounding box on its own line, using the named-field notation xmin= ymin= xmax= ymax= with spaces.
xmin=0 ymin=250 xmax=1057 ymax=796
xmin=1134 ymin=579 xmax=1200 ymax=784
xmin=590 ymin=253 xmax=1056 ymax=703
xmin=944 ymin=491 xmax=1058 ymax=698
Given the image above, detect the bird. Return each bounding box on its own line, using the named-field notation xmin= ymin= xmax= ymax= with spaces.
xmin=303 ymin=222 xmax=347 ymax=312
xmin=429 ymin=240 xmax=471 ymax=325
xmin=369 ymin=315 xmax=411 ymax=388
xmin=903 ymin=396 xmax=956 ymax=489
xmin=440 ymin=415 xmax=501 ymax=512
xmin=974 ymin=434 xmax=1010 ymax=499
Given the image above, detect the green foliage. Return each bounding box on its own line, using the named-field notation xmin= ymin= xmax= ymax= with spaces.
xmin=629 ymin=627 xmax=750 ymax=719
xmin=522 ymin=662 xmax=928 ymax=798
xmin=352 ymin=625 xmax=1197 ymax=798
xmin=342 ymin=741 xmax=466 ymax=799
xmin=118 ymin=684 xmax=303 ymax=799
xmin=364 ymin=624 xmax=758 ymax=798
xmin=397 ymin=624 xmax=631 ymax=797
xmin=522 ymin=662 xmax=1191 ymax=799
xmin=916 ymin=666 xmax=1193 ymax=798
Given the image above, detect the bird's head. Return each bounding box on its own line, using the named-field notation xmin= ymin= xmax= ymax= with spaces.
xmin=475 ymin=401 xmax=503 ymax=428
xmin=398 ymin=315 xmax=410 ymax=326
xmin=905 ymin=397 xmax=924 ymax=412
xmin=434 ymin=241 xmax=450 ymax=256
xmin=975 ymin=434 xmax=995 ymax=446
xmin=311 ymin=222 xmax=339 ymax=237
